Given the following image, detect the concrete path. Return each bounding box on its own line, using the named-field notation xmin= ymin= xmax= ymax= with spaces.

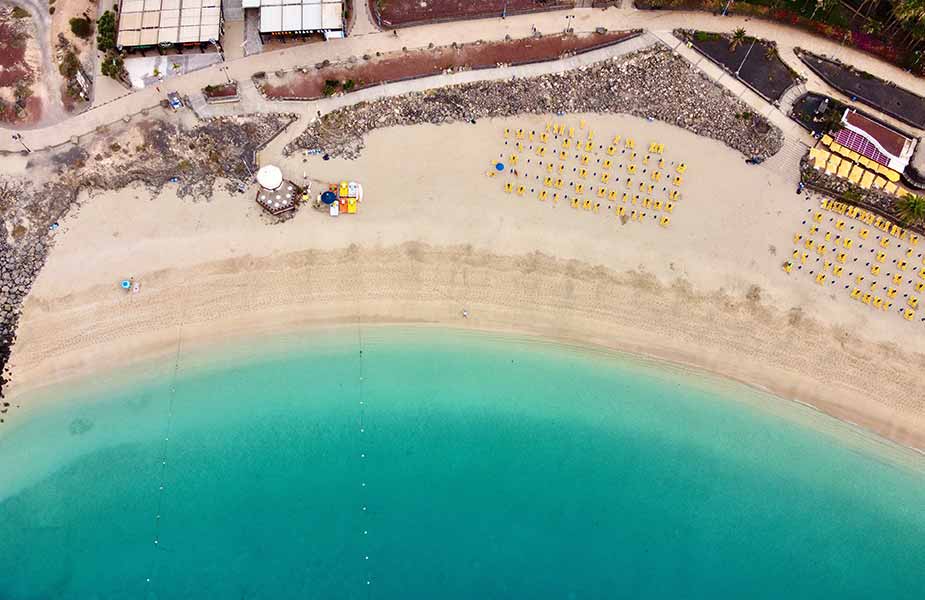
xmin=350 ymin=0 xmax=380 ymax=37
xmin=2 ymin=5 xmax=923 ymax=152
xmin=9 ymin=0 xmax=66 ymax=126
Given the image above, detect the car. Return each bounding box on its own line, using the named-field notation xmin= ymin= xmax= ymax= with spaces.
xmin=167 ymin=92 xmax=183 ymax=110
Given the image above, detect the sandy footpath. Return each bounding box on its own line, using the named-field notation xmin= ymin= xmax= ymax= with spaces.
xmin=6 ymin=113 xmax=925 ymax=449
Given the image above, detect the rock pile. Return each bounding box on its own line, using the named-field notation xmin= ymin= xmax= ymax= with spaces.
xmin=0 ymin=113 xmax=296 ymax=413
xmin=286 ymin=46 xmax=783 ymax=159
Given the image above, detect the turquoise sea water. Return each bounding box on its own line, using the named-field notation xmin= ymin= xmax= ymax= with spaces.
xmin=1 ymin=327 xmax=925 ymax=599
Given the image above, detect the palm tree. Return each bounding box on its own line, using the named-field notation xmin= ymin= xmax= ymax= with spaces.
xmin=729 ymin=28 xmax=747 ymax=52
xmin=894 ymin=0 xmax=925 ymax=26
xmin=896 ymin=193 xmax=925 ymax=224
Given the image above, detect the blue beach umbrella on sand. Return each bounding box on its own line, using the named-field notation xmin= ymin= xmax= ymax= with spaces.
xmin=321 ymin=191 xmax=337 ymax=205
xmin=495 ymin=162 xmax=505 ymax=171
xmin=120 ymin=280 xmax=131 ymax=290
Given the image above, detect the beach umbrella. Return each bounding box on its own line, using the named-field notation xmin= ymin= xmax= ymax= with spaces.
xmin=321 ymin=191 xmax=337 ymax=205
xmin=120 ymin=280 xmax=131 ymax=290
xmin=495 ymin=162 xmax=505 ymax=171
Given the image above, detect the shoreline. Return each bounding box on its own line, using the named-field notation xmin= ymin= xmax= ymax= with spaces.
xmin=6 ymin=243 xmax=925 ymax=453
xmin=6 ymin=114 xmax=925 ymax=452
xmin=14 ymin=318 xmax=925 ymax=460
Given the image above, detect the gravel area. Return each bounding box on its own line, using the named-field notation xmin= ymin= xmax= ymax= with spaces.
xmin=797 ymin=49 xmax=925 ymax=129
xmin=286 ymin=46 xmax=784 ymax=159
xmin=680 ymin=30 xmax=801 ymax=103
xmin=0 ymin=112 xmax=295 ymax=408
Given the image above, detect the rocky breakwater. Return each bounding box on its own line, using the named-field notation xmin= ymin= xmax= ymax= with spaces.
xmin=286 ymin=46 xmax=784 ymax=159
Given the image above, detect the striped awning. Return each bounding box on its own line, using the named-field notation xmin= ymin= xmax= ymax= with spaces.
xmin=833 ymin=128 xmax=889 ymax=167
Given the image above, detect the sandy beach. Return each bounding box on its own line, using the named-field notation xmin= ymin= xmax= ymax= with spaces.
xmin=6 ymin=112 xmax=925 ymax=448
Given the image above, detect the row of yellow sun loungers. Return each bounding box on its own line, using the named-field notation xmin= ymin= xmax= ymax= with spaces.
xmin=819 ymin=198 xmax=920 ymax=246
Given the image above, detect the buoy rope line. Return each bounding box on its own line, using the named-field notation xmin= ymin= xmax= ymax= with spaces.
xmin=145 ymin=325 xmax=183 ymax=591
xmin=358 ymin=326 xmax=372 ymax=594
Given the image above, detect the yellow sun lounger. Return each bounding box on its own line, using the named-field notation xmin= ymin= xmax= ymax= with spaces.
xmin=825 ymin=155 xmax=841 ymax=175
xmin=850 ymin=288 xmax=862 ymax=299
xmin=830 ymin=142 xmax=843 ymax=154
xmin=601 ymin=173 xmax=611 ymax=184
xmin=676 ymin=163 xmax=687 ymax=175
xmin=821 ymin=134 xmax=833 ymax=146
xmin=625 ymin=138 xmax=635 ymax=149
xmin=571 ymin=198 xmax=580 ymax=209
xmin=660 ymin=216 xmax=670 ymax=227
xmin=859 ymin=171 xmax=875 ymax=189
xmin=873 ymin=176 xmax=887 ymax=189
xmin=672 ymin=176 xmax=683 ymax=186
xmin=884 ymin=182 xmax=898 ymax=195
xmin=904 ymin=308 xmax=916 ymax=321
xmin=603 ymin=159 xmax=612 ymax=170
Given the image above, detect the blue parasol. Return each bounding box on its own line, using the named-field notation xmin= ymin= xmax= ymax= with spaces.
xmin=121 ymin=280 xmax=131 ymax=290
xmin=321 ymin=191 xmax=337 ymax=205
xmin=495 ymin=162 xmax=505 ymax=171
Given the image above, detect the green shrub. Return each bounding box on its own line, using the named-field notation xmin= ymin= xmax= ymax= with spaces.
xmin=101 ymin=50 xmax=124 ymax=80
xmin=69 ymin=16 xmax=93 ymax=39
xmin=693 ymin=31 xmax=720 ymax=42
xmin=343 ymin=79 xmax=355 ymax=91
xmin=59 ymin=50 xmax=80 ymax=78
xmin=97 ymin=10 xmax=116 ymax=52
xmin=11 ymin=6 xmax=29 ymax=18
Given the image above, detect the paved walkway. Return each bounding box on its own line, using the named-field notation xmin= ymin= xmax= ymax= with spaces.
xmin=2 ymin=6 xmax=923 ymax=153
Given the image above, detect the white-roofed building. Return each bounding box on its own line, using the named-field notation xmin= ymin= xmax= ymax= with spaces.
xmin=246 ymin=0 xmax=343 ymax=40
xmin=116 ymin=0 xmax=224 ymax=50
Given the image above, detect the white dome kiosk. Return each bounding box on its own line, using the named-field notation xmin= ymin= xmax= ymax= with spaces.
xmin=255 ymin=164 xmax=296 ymax=216
xmin=256 ymin=165 xmax=284 ymax=190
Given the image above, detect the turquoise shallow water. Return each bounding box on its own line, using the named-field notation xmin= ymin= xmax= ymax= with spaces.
xmin=1 ymin=326 xmax=925 ymax=599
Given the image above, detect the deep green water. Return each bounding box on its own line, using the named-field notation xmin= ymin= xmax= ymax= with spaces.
xmin=1 ymin=327 xmax=924 ymax=599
